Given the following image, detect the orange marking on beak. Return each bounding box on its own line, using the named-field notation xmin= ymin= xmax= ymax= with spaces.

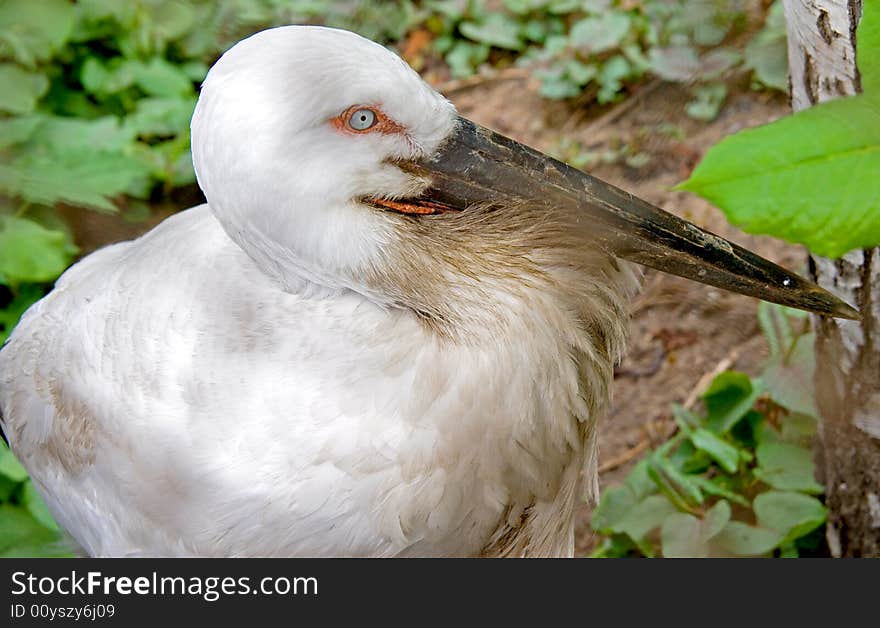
xmin=369 ymin=197 xmax=458 ymax=215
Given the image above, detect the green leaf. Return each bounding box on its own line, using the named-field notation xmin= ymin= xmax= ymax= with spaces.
xmin=757 ymin=301 xmax=782 ymax=356
xmin=686 ymin=84 xmax=727 ymax=121
xmin=539 ymin=74 xmax=582 ymax=100
xmin=0 ymin=444 xmax=28 ymax=483
xmin=444 ymin=41 xmax=489 ymax=78
xmin=0 ymin=64 xmax=49 ymax=114
xmin=689 ymin=428 xmax=741 ymax=473
xmin=28 ymin=115 xmax=136 ymax=154
xmin=133 ymin=58 xmax=195 ymax=97
xmin=597 ymin=55 xmax=632 ymax=103
xmin=754 ymin=491 xmax=826 ymax=543
xmin=569 ymin=13 xmax=631 ymax=54
xmin=0 ymin=504 xmax=67 ymax=557
xmin=744 ymin=0 xmax=788 ymax=92
xmin=591 ymin=485 xmax=638 ymax=533
xmin=762 ymin=333 xmax=819 ymax=417
xmin=780 ymin=412 xmax=818 ymax=446
xmin=702 ymin=371 xmax=764 ymax=433
xmin=690 ymin=475 xmax=750 ymax=507
xmin=80 ymin=57 xmax=137 ymax=96
xmin=648 ymin=46 xmax=700 ymax=82
xmin=714 ymin=521 xmax=782 ymax=556
xmin=0 ymin=0 xmax=74 ymax=66
xmin=0 ymin=149 xmax=151 ymax=211
xmin=565 ymin=59 xmax=597 ymax=86
xmin=614 ymin=494 xmax=677 ymax=541
xmin=660 ymin=500 xmax=730 ymax=557
xmin=0 ymin=115 xmax=42 ymax=150
xmin=459 ymin=14 xmax=524 ymax=50
xmin=858 ymin=0 xmax=880 ymax=93
xmin=649 ymin=455 xmax=704 ymax=508
xmin=591 ymin=460 xmax=659 ymax=533
xmin=754 ymin=441 xmax=824 ymax=493
xmin=680 ymin=94 xmax=880 ymax=258
xmin=124 ymin=96 xmax=197 ymax=138
xmin=21 ymin=482 xmax=60 ymax=532
xmin=660 ymin=512 xmax=702 ymax=557
xmin=0 ymin=216 xmax=77 ymax=284
xmin=589 ymin=534 xmax=637 ymax=558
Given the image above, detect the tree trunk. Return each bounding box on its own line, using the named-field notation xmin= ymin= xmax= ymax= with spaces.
xmin=783 ymin=0 xmax=880 ymax=556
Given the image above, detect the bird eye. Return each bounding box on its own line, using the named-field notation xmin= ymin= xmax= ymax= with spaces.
xmin=348 ymin=108 xmax=377 ymax=131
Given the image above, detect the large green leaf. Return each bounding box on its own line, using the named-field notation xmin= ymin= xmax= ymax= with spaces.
xmin=680 ymin=2 xmax=880 ymax=258
xmin=702 ymin=371 xmax=764 ymax=434
xmin=754 ymin=491 xmax=826 ymax=543
xmin=861 ymin=0 xmax=880 ymax=93
xmin=28 ymin=115 xmax=136 ymax=154
xmin=0 ymin=216 xmax=77 ymax=284
xmin=660 ymin=500 xmax=730 ymax=557
xmin=744 ymin=0 xmax=788 ymax=91
xmin=569 ymin=13 xmax=631 ymax=54
xmin=459 ymin=14 xmax=524 ymax=50
xmin=680 ymin=95 xmax=880 ymax=257
xmin=0 ymin=116 xmax=42 ymax=150
xmin=714 ymin=520 xmax=782 ymax=556
xmin=0 ymin=0 xmax=75 ymax=66
xmin=21 ymin=482 xmax=60 ymax=532
xmin=0 ymin=150 xmax=151 ymax=212
xmin=0 ymin=504 xmax=68 ymax=557
xmin=133 ymin=58 xmax=196 ymax=98
xmin=761 ymin=333 xmax=818 ymax=418
xmin=0 ymin=444 xmax=28 ymax=483
xmin=754 ymin=441 xmax=823 ymax=493
xmin=124 ymin=96 xmax=197 ymax=138
xmin=0 ymin=64 xmax=49 ymax=114
xmin=613 ymin=494 xmax=678 ymax=542
xmin=689 ymin=428 xmax=741 ymax=473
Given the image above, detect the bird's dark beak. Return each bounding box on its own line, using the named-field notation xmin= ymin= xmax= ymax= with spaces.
xmin=377 ymin=116 xmax=858 ymax=319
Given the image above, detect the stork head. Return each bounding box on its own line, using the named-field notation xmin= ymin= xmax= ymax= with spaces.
xmin=192 ymin=25 xmax=857 ymax=331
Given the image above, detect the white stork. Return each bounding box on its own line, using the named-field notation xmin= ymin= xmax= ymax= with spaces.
xmin=0 ymin=26 xmax=856 ymax=557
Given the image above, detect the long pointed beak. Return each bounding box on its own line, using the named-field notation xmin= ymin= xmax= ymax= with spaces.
xmin=393 ymin=117 xmax=858 ymax=319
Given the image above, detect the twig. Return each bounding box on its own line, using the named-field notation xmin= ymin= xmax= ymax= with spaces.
xmin=682 ymin=346 xmax=742 ymax=410
xmin=598 ymin=439 xmax=650 ymax=474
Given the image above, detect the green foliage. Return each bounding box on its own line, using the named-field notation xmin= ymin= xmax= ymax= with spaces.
xmin=680 ymin=0 xmax=880 ymax=258
xmin=743 ymin=0 xmax=788 ymax=91
xmin=591 ymin=304 xmax=828 ymax=558
xmin=0 ymin=442 xmax=71 ymax=557
xmin=427 ymin=0 xmax=786 ymax=113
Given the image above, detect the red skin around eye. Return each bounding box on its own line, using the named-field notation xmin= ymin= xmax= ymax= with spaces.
xmin=331 ymin=105 xmax=406 ymax=136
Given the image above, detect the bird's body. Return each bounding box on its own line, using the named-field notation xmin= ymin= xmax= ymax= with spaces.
xmin=2 ymin=204 xmax=636 ymax=556
xmin=0 ymin=26 xmax=853 ymax=558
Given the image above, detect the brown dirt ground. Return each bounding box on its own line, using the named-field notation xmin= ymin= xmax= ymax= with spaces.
xmin=60 ymin=74 xmax=800 ymax=556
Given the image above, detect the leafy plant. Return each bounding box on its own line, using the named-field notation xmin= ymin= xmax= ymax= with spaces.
xmin=680 ymin=0 xmax=880 ymax=258
xmin=428 ymin=0 xmax=787 ymax=113
xmin=591 ymin=303 xmax=828 ymax=557
xmin=0 ymin=441 xmax=71 ymax=557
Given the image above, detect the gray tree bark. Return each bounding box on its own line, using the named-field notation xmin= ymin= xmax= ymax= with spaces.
xmin=783 ymin=0 xmax=880 ymax=556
